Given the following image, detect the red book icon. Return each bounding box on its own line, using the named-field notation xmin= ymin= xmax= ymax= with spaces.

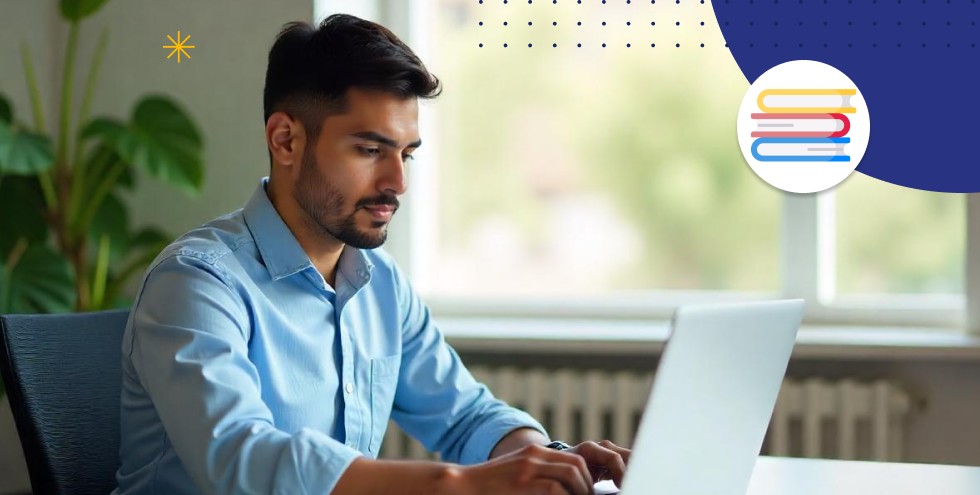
xmin=750 ymin=113 xmax=850 ymax=138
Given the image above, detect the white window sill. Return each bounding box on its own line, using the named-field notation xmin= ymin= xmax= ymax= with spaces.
xmin=438 ymin=317 xmax=980 ymax=361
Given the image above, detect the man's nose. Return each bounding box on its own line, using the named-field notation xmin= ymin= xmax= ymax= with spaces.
xmin=379 ymin=154 xmax=408 ymax=196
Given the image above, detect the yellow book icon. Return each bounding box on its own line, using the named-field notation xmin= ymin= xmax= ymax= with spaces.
xmin=757 ymin=89 xmax=857 ymax=114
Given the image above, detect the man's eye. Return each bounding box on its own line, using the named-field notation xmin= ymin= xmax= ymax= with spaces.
xmin=358 ymin=147 xmax=381 ymax=157
xmin=402 ymin=154 xmax=415 ymax=161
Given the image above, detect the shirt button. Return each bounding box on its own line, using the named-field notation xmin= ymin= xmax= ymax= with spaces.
xmin=345 ymin=382 xmax=355 ymax=394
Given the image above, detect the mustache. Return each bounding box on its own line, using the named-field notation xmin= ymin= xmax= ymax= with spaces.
xmin=356 ymin=196 xmax=400 ymax=209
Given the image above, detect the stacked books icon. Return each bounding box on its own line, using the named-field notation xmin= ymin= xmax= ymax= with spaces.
xmin=749 ymin=89 xmax=857 ymax=162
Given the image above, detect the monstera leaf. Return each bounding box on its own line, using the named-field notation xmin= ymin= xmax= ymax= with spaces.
xmin=0 ymin=244 xmax=75 ymax=314
xmin=82 ymin=142 xmax=135 ymax=190
xmin=59 ymin=0 xmax=111 ymax=21
xmin=0 ymin=95 xmax=54 ymax=174
xmin=81 ymin=96 xmax=204 ymax=194
xmin=80 ymin=117 xmax=125 ymax=143
xmin=120 ymin=96 xmax=203 ymax=194
xmin=0 ymin=121 xmax=55 ymax=176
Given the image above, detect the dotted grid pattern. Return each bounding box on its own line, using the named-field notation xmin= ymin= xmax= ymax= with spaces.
xmin=474 ymin=0 xmax=729 ymax=48
xmin=717 ymin=0 xmax=977 ymax=50
xmin=715 ymin=2 xmax=979 ymax=191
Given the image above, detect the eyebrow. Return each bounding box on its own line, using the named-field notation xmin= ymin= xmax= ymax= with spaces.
xmin=352 ymin=131 xmax=422 ymax=149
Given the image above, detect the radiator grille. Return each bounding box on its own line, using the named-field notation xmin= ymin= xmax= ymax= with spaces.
xmin=379 ymin=367 xmax=911 ymax=462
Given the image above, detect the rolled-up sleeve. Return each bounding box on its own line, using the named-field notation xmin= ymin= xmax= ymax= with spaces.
xmin=128 ymin=253 xmax=361 ymax=494
xmin=387 ymin=266 xmax=547 ymax=465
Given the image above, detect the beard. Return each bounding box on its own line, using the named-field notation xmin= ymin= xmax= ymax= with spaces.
xmin=292 ymin=147 xmax=398 ymax=249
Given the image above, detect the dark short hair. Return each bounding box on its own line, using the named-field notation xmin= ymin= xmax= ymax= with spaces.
xmin=263 ymin=14 xmax=441 ymax=149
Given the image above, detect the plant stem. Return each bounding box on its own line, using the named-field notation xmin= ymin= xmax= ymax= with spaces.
xmin=5 ymin=238 xmax=28 ymax=271
xmin=38 ymin=172 xmax=58 ymax=210
xmin=76 ymin=28 xmax=108 ymax=150
xmin=71 ymin=241 xmax=90 ymax=311
xmin=77 ymin=160 xmax=125 ymax=234
xmin=4 ymin=238 xmax=28 ymax=315
xmin=21 ymin=42 xmax=59 ymax=211
xmin=20 ymin=43 xmax=45 ymax=133
xmin=91 ymin=233 xmax=110 ymax=309
xmin=70 ymin=28 xmax=109 ymax=208
xmin=68 ymin=145 xmax=112 ymax=229
xmin=56 ymin=22 xmax=79 ymax=176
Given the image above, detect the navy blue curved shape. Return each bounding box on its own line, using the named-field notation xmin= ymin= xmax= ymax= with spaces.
xmin=714 ymin=1 xmax=979 ymax=192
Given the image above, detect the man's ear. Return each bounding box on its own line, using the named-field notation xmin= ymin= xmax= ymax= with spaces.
xmin=266 ymin=111 xmax=304 ymax=171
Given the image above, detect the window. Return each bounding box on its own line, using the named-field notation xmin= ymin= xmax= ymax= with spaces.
xmin=316 ymin=0 xmax=972 ymax=329
xmin=836 ymin=174 xmax=964 ymax=296
xmin=418 ymin=0 xmax=780 ymax=300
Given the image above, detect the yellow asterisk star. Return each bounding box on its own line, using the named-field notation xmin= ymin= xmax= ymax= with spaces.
xmin=163 ymin=30 xmax=195 ymax=63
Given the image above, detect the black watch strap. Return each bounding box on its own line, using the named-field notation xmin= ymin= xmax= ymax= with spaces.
xmin=545 ymin=440 xmax=572 ymax=451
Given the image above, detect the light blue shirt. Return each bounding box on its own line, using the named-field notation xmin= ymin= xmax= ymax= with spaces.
xmin=113 ymin=179 xmax=545 ymax=494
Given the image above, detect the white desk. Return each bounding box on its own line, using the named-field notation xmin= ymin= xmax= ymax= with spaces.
xmin=747 ymin=457 xmax=980 ymax=494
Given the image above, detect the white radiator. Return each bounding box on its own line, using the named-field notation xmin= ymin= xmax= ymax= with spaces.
xmin=379 ymin=367 xmax=912 ymax=462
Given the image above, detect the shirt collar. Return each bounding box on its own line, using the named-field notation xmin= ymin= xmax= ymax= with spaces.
xmin=242 ymin=178 xmax=374 ymax=285
xmin=335 ymin=244 xmax=375 ymax=304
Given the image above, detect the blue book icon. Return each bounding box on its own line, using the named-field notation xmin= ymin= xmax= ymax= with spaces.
xmin=751 ymin=137 xmax=851 ymax=162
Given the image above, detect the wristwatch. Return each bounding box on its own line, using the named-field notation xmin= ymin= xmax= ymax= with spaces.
xmin=545 ymin=440 xmax=572 ymax=451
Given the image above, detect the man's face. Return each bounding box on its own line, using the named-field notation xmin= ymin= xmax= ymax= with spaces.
xmin=293 ymin=88 xmax=420 ymax=249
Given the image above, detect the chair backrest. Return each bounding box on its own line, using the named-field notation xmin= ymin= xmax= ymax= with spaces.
xmin=0 ymin=310 xmax=129 ymax=495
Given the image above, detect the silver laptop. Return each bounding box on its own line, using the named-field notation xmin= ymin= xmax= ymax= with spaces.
xmin=597 ymin=299 xmax=804 ymax=495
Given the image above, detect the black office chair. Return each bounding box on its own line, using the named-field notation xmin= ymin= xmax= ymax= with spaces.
xmin=0 ymin=310 xmax=129 ymax=495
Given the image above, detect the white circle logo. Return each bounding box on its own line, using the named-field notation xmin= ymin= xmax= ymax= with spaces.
xmin=736 ymin=60 xmax=870 ymax=194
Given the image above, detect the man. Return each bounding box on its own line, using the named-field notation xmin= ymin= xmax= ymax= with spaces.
xmin=114 ymin=14 xmax=629 ymax=495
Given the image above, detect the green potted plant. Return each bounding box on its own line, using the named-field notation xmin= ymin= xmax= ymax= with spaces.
xmin=0 ymin=0 xmax=206 ymax=396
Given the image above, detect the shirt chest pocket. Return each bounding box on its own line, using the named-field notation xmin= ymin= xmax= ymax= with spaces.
xmin=369 ymin=354 xmax=401 ymax=456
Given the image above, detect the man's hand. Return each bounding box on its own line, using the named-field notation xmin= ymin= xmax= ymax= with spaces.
xmin=566 ymin=440 xmax=632 ymax=488
xmin=332 ymin=439 xmax=632 ymax=495
xmin=453 ymin=443 xmax=595 ymax=495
